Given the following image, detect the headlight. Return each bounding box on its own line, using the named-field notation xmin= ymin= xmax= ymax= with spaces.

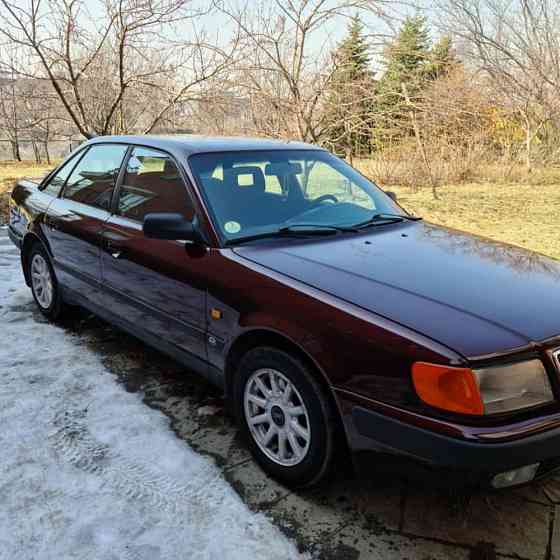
xmin=473 ymin=359 xmax=554 ymax=414
xmin=412 ymin=360 xmax=554 ymax=415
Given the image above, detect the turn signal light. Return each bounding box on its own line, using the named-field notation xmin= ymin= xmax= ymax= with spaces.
xmin=412 ymin=362 xmax=484 ymax=415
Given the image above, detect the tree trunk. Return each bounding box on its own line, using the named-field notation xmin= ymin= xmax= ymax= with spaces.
xmin=11 ymin=140 xmax=21 ymax=161
xmin=525 ymin=127 xmax=533 ymax=173
xmin=43 ymin=141 xmax=51 ymax=164
xmin=31 ymin=140 xmax=41 ymax=163
xmin=401 ymin=83 xmax=439 ymax=200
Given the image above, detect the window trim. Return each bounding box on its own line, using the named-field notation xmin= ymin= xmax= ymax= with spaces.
xmin=37 ymin=139 xmax=219 ymax=247
xmin=111 ymin=144 xmax=133 ymax=213
xmin=59 ymin=143 xmax=129 ymax=211
xmin=112 ymin=144 xmax=196 ymax=225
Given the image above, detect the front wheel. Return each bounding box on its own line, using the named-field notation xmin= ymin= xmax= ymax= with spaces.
xmin=233 ymin=347 xmax=336 ymax=488
xmin=27 ymin=243 xmax=65 ymax=320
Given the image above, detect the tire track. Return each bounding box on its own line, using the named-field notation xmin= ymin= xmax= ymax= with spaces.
xmin=0 ymin=228 xmax=302 ymax=560
xmin=49 ymin=408 xmax=225 ymax=516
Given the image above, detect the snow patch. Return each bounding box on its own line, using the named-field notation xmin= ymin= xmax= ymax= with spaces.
xmin=0 ymin=230 xmax=303 ymax=560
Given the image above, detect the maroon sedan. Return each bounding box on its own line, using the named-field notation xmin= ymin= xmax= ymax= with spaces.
xmin=8 ymin=135 xmax=560 ymax=490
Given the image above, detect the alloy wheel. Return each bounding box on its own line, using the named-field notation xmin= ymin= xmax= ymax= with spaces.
xmin=31 ymin=254 xmax=53 ymax=309
xmin=243 ymin=368 xmax=311 ymax=466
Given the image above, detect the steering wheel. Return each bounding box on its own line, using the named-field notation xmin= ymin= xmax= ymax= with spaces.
xmin=313 ymin=194 xmax=338 ymax=205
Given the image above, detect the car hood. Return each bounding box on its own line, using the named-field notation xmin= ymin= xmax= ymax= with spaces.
xmin=233 ymin=221 xmax=560 ymax=358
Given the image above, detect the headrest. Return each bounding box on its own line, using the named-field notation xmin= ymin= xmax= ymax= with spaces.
xmin=265 ymin=162 xmax=303 ymax=176
xmin=227 ymin=166 xmax=265 ymax=193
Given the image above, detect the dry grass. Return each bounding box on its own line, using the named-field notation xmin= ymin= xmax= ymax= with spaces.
xmin=1 ymin=160 xmax=559 ymax=261
xmin=391 ymin=182 xmax=560 ymax=260
xmin=0 ymin=160 xmax=56 ymax=223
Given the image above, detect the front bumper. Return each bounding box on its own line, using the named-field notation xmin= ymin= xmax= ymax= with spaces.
xmin=352 ymin=406 xmax=560 ymax=472
xmin=346 ymin=404 xmax=560 ymax=488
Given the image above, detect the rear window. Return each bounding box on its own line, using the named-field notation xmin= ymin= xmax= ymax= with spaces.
xmin=62 ymin=144 xmax=128 ymax=210
xmin=42 ymin=150 xmax=85 ymax=197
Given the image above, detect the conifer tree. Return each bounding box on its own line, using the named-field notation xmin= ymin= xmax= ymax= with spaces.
xmin=377 ymin=16 xmax=432 ymax=118
xmin=426 ymin=35 xmax=457 ymax=80
xmin=375 ymin=16 xmax=457 ymax=144
xmin=324 ymin=14 xmax=373 ymax=157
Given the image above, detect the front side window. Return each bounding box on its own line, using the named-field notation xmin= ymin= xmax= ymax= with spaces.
xmin=117 ymin=147 xmax=194 ymax=222
xmin=189 ymin=150 xmax=403 ymax=242
xmin=63 ymin=144 xmax=128 ymax=210
xmin=42 ymin=150 xmax=86 ymax=197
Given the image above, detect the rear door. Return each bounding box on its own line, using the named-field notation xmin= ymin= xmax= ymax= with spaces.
xmin=100 ymin=146 xmax=208 ymax=364
xmin=45 ymin=143 xmax=128 ymax=306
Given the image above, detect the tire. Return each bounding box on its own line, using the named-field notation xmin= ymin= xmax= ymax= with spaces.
xmin=233 ymin=346 xmax=336 ymax=488
xmin=26 ymin=242 xmax=65 ymax=320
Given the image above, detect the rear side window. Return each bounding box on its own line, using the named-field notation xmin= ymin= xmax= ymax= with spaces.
xmin=117 ymin=147 xmax=194 ymax=222
xmin=42 ymin=150 xmax=85 ymax=197
xmin=62 ymin=144 xmax=128 ymax=210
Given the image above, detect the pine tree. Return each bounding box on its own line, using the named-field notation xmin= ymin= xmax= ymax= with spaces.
xmin=426 ymin=35 xmax=457 ymax=80
xmin=336 ymin=14 xmax=370 ymax=81
xmin=323 ymin=14 xmax=374 ymax=158
xmin=375 ymin=16 xmax=433 ymax=143
xmin=378 ymin=16 xmax=431 ymax=104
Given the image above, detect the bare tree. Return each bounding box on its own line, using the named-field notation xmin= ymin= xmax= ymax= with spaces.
xmin=436 ymin=0 xmax=560 ymax=170
xmin=216 ymin=0 xmax=402 ymax=143
xmin=0 ymin=68 xmax=23 ymax=160
xmin=22 ymin=81 xmax=69 ymax=163
xmin=0 ymin=0 xmax=237 ymax=138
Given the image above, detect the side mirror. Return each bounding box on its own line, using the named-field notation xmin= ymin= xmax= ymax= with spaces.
xmin=385 ymin=190 xmax=398 ymax=202
xmin=143 ymin=213 xmax=205 ymax=244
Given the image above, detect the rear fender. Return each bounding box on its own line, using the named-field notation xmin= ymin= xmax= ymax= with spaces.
xmin=21 ymin=231 xmax=52 ymax=287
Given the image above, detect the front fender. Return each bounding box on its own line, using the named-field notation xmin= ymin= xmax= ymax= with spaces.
xmin=234 ymin=311 xmax=337 ymax=377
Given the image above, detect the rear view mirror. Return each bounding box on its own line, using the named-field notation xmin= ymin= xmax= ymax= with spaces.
xmin=385 ymin=191 xmax=398 ymax=202
xmin=265 ymin=162 xmax=303 ymax=176
xmin=143 ymin=213 xmax=205 ymax=244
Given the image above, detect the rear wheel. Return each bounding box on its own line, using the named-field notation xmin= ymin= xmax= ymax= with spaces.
xmin=233 ymin=346 xmax=336 ymax=488
xmin=27 ymin=243 xmax=64 ymax=320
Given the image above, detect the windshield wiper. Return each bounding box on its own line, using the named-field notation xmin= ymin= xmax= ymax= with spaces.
xmin=354 ymin=213 xmax=422 ymax=229
xmin=225 ymin=224 xmax=357 ymax=246
xmin=280 ymin=224 xmax=358 ymax=233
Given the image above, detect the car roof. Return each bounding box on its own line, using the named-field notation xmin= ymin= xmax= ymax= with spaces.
xmin=86 ymin=134 xmax=324 ymax=157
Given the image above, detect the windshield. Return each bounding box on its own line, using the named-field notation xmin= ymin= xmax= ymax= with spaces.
xmin=188 ymin=149 xmax=405 ymax=242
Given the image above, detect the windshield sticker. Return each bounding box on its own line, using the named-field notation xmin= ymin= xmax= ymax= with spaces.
xmin=224 ymin=221 xmax=241 ymax=234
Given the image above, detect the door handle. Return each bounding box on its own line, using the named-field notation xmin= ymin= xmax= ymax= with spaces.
xmin=104 ymin=240 xmax=124 ymax=259
xmin=101 ymin=230 xmax=130 ymax=259
xmin=46 ymin=218 xmax=59 ymax=231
